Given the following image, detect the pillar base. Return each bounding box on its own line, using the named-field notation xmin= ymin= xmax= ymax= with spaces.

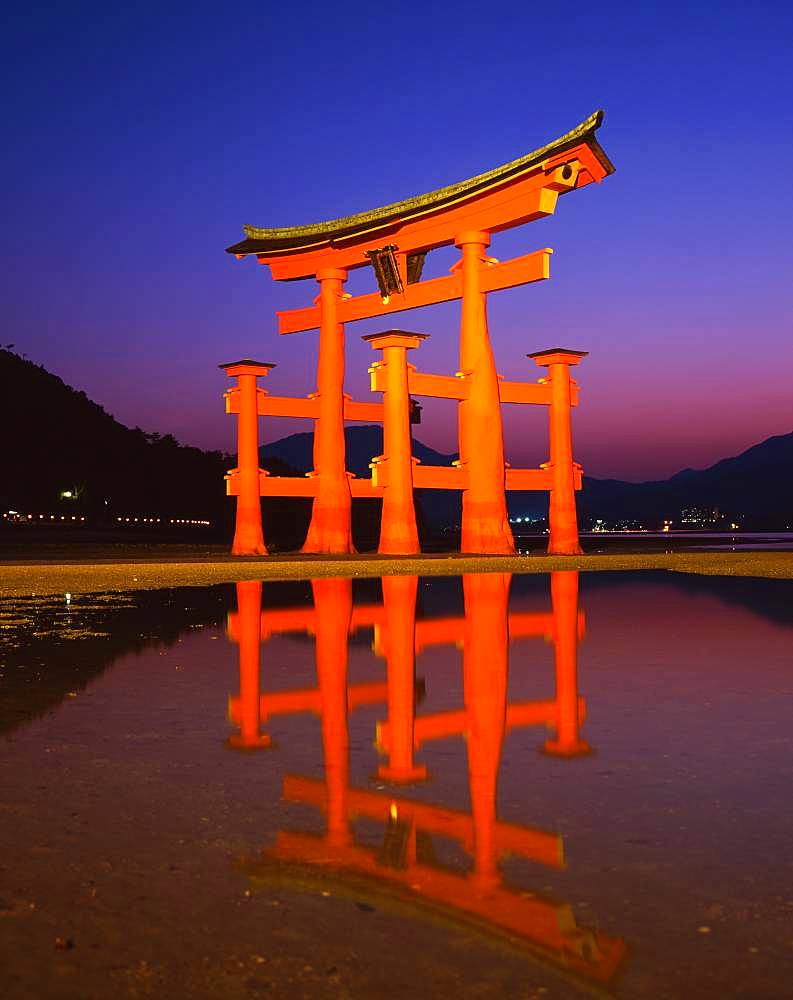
xmin=378 ymin=531 xmax=421 ymax=556
xmin=461 ymin=499 xmax=515 ymax=555
xmin=231 ymin=541 xmax=268 ymax=556
xmin=539 ymin=739 xmax=592 ymax=758
xmin=377 ymin=763 xmax=429 ymax=784
xmin=547 ymin=541 xmax=584 ymax=556
xmin=226 ymin=734 xmax=273 ymax=751
xmin=302 ymin=503 xmax=356 ymax=554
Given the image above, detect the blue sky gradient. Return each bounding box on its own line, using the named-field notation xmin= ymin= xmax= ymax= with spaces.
xmin=3 ymin=1 xmax=791 ymax=479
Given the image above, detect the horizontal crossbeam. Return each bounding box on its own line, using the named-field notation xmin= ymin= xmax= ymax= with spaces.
xmin=225 ymin=470 xmax=384 ymax=499
xmin=368 ymin=368 xmax=577 ymax=407
xmin=376 ymin=698 xmax=587 ymax=753
xmin=260 ymin=179 xmax=568 ymax=280
xmin=228 ymin=681 xmax=388 ymax=724
xmin=373 ymin=463 xmax=581 ymax=493
xmin=227 ymin=604 xmax=386 ymax=642
xmin=278 ymin=248 xmax=551 ymax=335
xmin=225 ymin=388 xmax=385 ymax=423
xmin=282 ymin=775 xmax=562 ymax=865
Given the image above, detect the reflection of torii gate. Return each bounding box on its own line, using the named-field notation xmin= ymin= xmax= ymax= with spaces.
xmin=232 ymin=573 xmax=625 ymax=985
xmin=226 ymin=572 xmax=590 ymax=763
xmin=223 ymin=112 xmax=614 ymax=557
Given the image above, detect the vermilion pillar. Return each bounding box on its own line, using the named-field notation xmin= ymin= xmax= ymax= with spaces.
xmin=303 ymin=268 xmax=354 ymax=554
xmin=542 ymin=571 xmax=591 ymax=757
xmin=456 ymin=232 xmax=515 ymax=554
xmin=220 ymin=360 xmax=274 ymax=556
xmin=364 ymin=330 xmax=426 ymax=554
xmin=376 ymin=575 xmax=427 ymax=783
xmin=529 ymin=349 xmax=587 ymax=556
xmin=312 ymin=577 xmax=353 ymax=846
xmin=227 ymin=581 xmax=271 ymax=750
xmin=463 ymin=572 xmax=511 ymax=890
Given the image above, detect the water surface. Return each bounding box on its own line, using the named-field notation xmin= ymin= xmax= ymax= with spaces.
xmin=1 ymin=571 xmax=791 ymax=999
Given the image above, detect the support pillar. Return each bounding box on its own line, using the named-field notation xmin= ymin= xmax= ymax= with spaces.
xmin=365 ymin=331 xmax=426 ymax=554
xmin=456 ymin=232 xmax=515 ymax=554
xmin=376 ymin=575 xmax=427 ymax=783
xmin=529 ymin=349 xmax=587 ymax=556
xmin=220 ymin=360 xmax=274 ymax=556
xmin=542 ymin=571 xmax=591 ymax=757
xmin=303 ymin=268 xmax=354 ymax=553
xmin=312 ymin=577 xmax=353 ymax=847
xmin=227 ymin=581 xmax=271 ymax=749
xmin=463 ymin=572 xmax=511 ymax=891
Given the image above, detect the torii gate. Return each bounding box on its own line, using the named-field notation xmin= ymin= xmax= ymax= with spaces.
xmin=225 ymin=111 xmax=614 ymax=555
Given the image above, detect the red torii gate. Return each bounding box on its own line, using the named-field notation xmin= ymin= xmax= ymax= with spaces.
xmin=224 ymin=111 xmax=614 ymax=555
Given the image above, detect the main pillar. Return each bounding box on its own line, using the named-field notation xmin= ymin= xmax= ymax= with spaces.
xmin=542 ymin=571 xmax=591 ymax=757
xmin=220 ymin=360 xmax=274 ymax=555
xmin=456 ymin=232 xmax=515 ymax=554
xmin=529 ymin=348 xmax=587 ymax=556
xmin=365 ymin=331 xmax=426 ymax=554
xmin=303 ymin=268 xmax=354 ymax=553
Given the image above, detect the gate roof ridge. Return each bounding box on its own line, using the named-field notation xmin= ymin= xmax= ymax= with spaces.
xmin=226 ymin=110 xmax=613 ymax=258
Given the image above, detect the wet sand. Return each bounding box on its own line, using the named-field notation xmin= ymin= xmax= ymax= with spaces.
xmin=1 ymin=550 xmax=792 ymax=597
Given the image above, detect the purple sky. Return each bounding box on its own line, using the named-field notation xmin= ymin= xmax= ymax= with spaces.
xmin=3 ymin=2 xmax=792 ymax=481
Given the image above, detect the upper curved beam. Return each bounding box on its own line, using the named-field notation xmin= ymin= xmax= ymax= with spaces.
xmin=226 ymin=110 xmax=613 ymax=260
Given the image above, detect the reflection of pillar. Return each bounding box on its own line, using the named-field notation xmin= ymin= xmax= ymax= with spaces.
xmin=529 ymin=349 xmax=587 ymax=556
xmin=543 ymin=571 xmax=591 ymax=757
xmin=456 ymin=231 xmax=515 ymax=555
xmin=303 ymin=268 xmax=354 ymax=554
xmin=377 ymin=575 xmax=427 ymax=783
xmin=313 ymin=577 xmax=353 ymax=846
xmin=463 ymin=572 xmax=511 ymax=890
xmin=227 ymin=581 xmax=272 ymax=749
xmin=221 ymin=361 xmax=274 ymax=556
xmin=365 ymin=331 xmax=426 ymax=554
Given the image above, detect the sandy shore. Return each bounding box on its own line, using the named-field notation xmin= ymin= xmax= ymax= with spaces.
xmin=2 ymin=550 xmax=792 ymax=597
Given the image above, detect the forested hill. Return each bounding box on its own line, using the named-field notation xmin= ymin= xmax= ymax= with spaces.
xmin=0 ymin=348 xmax=291 ymax=519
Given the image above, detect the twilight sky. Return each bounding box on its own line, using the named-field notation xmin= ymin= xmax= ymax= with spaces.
xmin=3 ymin=1 xmax=791 ymax=481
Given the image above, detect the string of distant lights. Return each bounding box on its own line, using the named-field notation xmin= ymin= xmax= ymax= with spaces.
xmin=3 ymin=512 xmax=86 ymax=522
xmin=115 ymin=516 xmax=211 ymax=526
xmin=3 ymin=511 xmax=211 ymax=527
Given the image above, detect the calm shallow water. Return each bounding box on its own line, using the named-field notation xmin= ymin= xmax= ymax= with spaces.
xmin=1 ymin=571 xmax=792 ymax=999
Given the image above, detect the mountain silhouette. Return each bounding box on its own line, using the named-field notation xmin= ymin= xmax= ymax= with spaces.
xmin=263 ymin=424 xmax=793 ymax=529
xmin=581 ymin=431 xmax=793 ymax=527
xmin=262 ymin=424 xmax=457 ymax=478
xmin=262 ymin=425 xmax=460 ymax=539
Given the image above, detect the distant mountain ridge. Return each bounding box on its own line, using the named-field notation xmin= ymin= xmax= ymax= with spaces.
xmin=262 ymin=425 xmax=457 ymax=478
xmin=581 ymin=431 xmax=793 ymax=526
xmin=263 ymin=424 xmax=793 ymax=529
